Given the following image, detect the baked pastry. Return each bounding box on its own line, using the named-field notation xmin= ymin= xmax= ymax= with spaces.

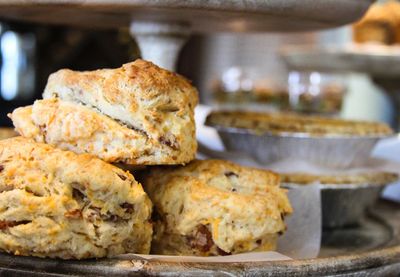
xmin=141 ymin=159 xmax=292 ymax=256
xmin=280 ymin=171 xmax=398 ymax=186
xmin=9 ymin=59 xmax=198 ymax=165
xmin=353 ymin=3 xmax=397 ymax=45
xmin=0 ymin=137 xmax=152 ymax=259
xmin=205 ymin=110 xmax=393 ymax=137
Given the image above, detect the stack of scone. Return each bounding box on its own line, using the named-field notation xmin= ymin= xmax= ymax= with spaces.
xmin=3 ymin=59 xmax=291 ymax=259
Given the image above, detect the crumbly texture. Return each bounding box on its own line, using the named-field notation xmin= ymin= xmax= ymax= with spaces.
xmin=140 ymin=159 xmax=292 ymax=256
xmin=281 ymin=172 xmax=398 ymax=186
xmin=206 ymin=110 xmax=393 ymax=137
xmin=10 ymin=98 xmax=194 ymax=165
xmin=10 ymin=59 xmax=198 ymax=165
xmin=0 ymin=137 xmax=152 ymax=259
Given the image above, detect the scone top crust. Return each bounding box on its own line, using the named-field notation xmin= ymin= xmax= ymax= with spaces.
xmin=0 ymin=137 xmax=152 ymax=259
xmin=206 ymin=110 xmax=393 ymax=137
xmin=281 ymin=171 xmax=398 ymax=186
xmin=10 ymin=59 xmax=198 ymax=165
xmin=43 ymin=59 xmax=198 ymax=142
xmin=142 ymin=159 xmax=292 ymax=255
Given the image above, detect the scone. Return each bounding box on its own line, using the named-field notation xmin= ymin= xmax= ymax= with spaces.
xmin=9 ymin=59 xmax=198 ymax=165
xmin=353 ymin=3 xmax=397 ymax=45
xmin=141 ymin=160 xmax=292 ymax=256
xmin=0 ymin=137 xmax=152 ymax=259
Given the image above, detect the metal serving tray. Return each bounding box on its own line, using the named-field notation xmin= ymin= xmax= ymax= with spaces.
xmin=281 ymin=44 xmax=400 ymax=77
xmin=0 ymin=200 xmax=398 ymax=276
xmin=0 ymin=0 xmax=373 ymax=32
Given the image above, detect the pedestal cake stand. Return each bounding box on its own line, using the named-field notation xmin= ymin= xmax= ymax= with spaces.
xmin=0 ymin=0 xmax=374 ymax=70
xmin=1 ymin=1 xmax=398 ymax=276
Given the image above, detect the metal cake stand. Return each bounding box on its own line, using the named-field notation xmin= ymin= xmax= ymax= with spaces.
xmin=1 ymin=1 xmax=398 ymax=276
xmin=281 ymin=44 xmax=400 ymax=77
xmin=0 ymin=0 xmax=374 ymax=70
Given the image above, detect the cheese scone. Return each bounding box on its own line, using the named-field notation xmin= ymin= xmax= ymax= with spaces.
xmin=0 ymin=137 xmax=152 ymax=259
xmin=141 ymin=160 xmax=292 ymax=256
xmin=9 ymin=59 xmax=198 ymax=165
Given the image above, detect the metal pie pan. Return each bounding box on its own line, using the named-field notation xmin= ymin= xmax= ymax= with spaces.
xmin=212 ymin=126 xmax=389 ymax=169
xmin=283 ymin=182 xmax=390 ymax=228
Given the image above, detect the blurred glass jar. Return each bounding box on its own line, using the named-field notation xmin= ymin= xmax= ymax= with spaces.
xmin=287 ymin=71 xmax=346 ymax=115
xmin=211 ymin=66 xmax=287 ymax=110
xmin=212 ymin=66 xmax=254 ymax=104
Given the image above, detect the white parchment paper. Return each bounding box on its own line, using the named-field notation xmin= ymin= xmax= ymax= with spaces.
xmin=277 ymin=183 xmax=321 ymax=259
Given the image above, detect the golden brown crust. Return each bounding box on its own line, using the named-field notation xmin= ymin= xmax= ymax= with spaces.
xmin=0 ymin=137 xmax=152 ymax=259
xmin=11 ymin=59 xmax=198 ymax=165
xmin=141 ymin=159 xmax=292 ymax=256
xmin=280 ymin=172 xmax=398 ymax=185
xmin=206 ymin=110 xmax=393 ymax=137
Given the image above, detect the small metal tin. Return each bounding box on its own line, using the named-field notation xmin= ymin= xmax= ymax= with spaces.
xmin=214 ymin=126 xmax=386 ymax=169
xmin=283 ymin=182 xmax=390 ymax=228
xmin=320 ymin=183 xmax=384 ymax=228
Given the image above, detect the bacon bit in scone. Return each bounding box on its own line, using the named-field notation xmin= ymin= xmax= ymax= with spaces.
xmin=64 ymin=209 xmax=82 ymax=219
xmin=189 ymin=225 xmax=214 ymax=252
xmin=0 ymin=165 xmax=4 ymax=172
xmin=117 ymin=174 xmax=127 ymax=181
xmin=120 ymin=202 xmax=134 ymax=213
xmin=256 ymin=239 xmax=262 ymax=245
xmin=0 ymin=220 xmax=30 ymax=229
xmin=224 ymin=171 xmax=239 ymax=178
xmin=159 ymin=135 xmax=179 ymax=150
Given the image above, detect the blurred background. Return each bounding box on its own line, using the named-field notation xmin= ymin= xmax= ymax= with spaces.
xmin=0 ymin=0 xmax=398 ymax=127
